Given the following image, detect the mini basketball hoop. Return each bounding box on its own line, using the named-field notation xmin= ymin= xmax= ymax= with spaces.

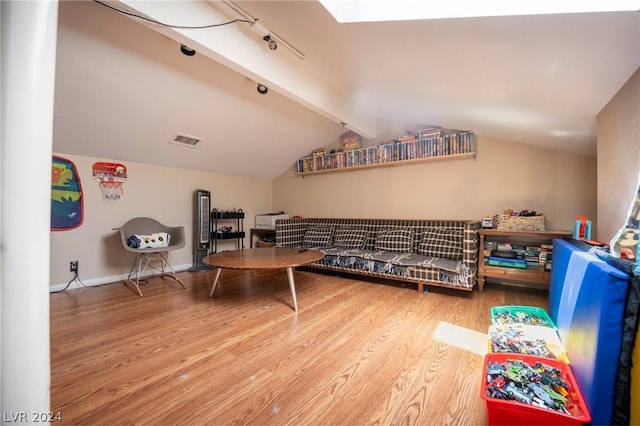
xmin=92 ymin=162 xmax=127 ymax=200
xmin=98 ymin=178 xmax=124 ymax=200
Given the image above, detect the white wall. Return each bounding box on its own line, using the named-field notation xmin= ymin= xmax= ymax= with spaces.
xmin=50 ymin=153 xmax=273 ymax=288
xmin=274 ymin=135 xmax=597 ymax=233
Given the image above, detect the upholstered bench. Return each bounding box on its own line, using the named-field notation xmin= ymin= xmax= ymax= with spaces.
xmin=275 ymin=218 xmax=481 ymax=292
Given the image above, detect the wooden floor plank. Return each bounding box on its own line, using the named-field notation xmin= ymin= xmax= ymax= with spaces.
xmin=50 ymin=268 xmax=547 ymax=425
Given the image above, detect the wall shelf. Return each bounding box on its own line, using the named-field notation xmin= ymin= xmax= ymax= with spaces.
xmin=295 ymin=152 xmax=475 ymax=176
xmin=295 ymin=130 xmax=475 ymax=176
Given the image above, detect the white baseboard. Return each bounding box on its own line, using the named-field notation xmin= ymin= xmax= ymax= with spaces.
xmin=49 ymin=263 xmax=193 ymax=292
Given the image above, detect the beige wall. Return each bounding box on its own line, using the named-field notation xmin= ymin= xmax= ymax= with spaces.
xmin=597 ymin=67 xmax=640 ymax=243
xmin=273 ymin=135 xmax=597 ymax=233
xmin=50 ymin=153 xmax=273 ymax=288
xmin=53 ymin=134 xmax=599 ymax=288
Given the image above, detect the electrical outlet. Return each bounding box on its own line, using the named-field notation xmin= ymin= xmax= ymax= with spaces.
xmin=70 ymin=261 xmax=78 ymax=273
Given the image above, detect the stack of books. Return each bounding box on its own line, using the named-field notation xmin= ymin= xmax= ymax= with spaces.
xmin=482 ymin=239 xmax=557 ymax=270
xmin=540 ymin=244 xmax=553 ymax=271
xmin=487 ymin=254 xmax=527 ymax=269
xmin=484 ymin=241 xmax=498 ymax=258
xmin=484 ymin=241 xmax=527 ymax=269
xmin=525 ymin=245 xmax=541 ymax=266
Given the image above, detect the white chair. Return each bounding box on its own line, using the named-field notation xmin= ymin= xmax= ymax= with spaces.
xmin=118 ymin=217 xmax=187 ymax=296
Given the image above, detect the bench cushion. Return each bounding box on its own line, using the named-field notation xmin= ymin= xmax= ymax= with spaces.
xmin=417 ymin=228 xmax=463 ymax=260
xmin=374 ymin=229 xmax=413 ymax=252
xmin=333 ymin=227 xmax=368 ymax=249
xmin=303 ymin=226 xmax=334 ymax=246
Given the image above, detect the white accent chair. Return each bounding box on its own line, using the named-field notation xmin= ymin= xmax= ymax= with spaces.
xmin=118 ymin=217 xmax=186 ymax=296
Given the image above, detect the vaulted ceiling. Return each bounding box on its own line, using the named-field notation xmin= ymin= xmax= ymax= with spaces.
xmin=53 ymin=1 xmax=640 ymax=179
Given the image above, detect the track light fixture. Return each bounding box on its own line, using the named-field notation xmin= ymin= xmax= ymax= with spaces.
xmin=257 ymin=84 xmax=268 ymax=95
xmin=220 ymin=1 xmax=306 ymax=60
xmin=263 ymin=35 xmax=277 ymax=51
xmin=180 ymin=45 xmax=196 ymax=56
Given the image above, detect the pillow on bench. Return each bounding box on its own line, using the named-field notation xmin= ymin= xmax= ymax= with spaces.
xmin=375 ymin=229 xmax=413 ymax=252
xmin=303 ymin=226 xmax=334 ymax=246
xmin=417 ymin=228 xmax=463 ymax=260
xmin=334 ymin=227 xmax=368 ymax=249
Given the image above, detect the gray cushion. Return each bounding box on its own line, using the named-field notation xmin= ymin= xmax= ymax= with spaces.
xmin=417 ymin=228 xmax=463 ymax=260
xmin=334 ymin=227 xmax=368 ymax=249
xmin=374 ymin=229 xmax=413 ymax=252
xmin=302 ymin=226 xmax=334 ymax=246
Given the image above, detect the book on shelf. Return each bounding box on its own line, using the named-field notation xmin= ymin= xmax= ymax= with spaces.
xmin=487 ymin=256 xmax=527 ymax=269
xmin=496 ymin=242 xmax=512 ymax=251
xmin=484 ymin=241 xmax=498 ymax=249
xmin=525 ymin=247 xmax=541 ymax=257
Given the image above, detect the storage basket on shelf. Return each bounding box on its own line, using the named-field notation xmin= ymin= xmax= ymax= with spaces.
xmin=256 ymin=240 xmax=276 ymax=248
xmin=493 ymin=213 xmax=545 ymax=231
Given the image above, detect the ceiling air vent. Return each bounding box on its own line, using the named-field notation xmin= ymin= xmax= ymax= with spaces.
xmin=168 ymin=133 xmax=203 ymax=148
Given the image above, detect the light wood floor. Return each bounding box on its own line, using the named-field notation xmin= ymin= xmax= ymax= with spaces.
xmin=50 ymin=268 xmax=547 ymax=425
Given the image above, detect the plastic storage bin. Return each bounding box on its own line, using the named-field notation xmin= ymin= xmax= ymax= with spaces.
xmin=489 ymin=323 xmax=569 ymax=363
xmin=491 ymin=305 xmax=557 ymax=329
xmin=481 ymin=353 xmax=590 ymax=425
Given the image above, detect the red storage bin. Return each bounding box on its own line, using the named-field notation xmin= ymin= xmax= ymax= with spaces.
xmin=480 ymin=353 xmax=590 ymax=425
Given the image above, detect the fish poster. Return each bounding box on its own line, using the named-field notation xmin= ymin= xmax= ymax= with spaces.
xmin=51 ymin=156 xmax=83 ymax=231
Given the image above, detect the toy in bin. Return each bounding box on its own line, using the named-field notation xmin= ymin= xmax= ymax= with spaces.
xmin=491 ymin=305 xmax=557 ymax=330
xmin=489 ymin=324 xmax=568 ymax=363
xmin=481 ymin=353 xmax=590 ymax=425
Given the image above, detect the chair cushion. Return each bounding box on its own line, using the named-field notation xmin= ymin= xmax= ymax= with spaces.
xmin=302 ymin=226 xmax=334 ymax=246
xmin=334 ymin=227 xmax=368 ymax=249
xmin=374 ymin=229 xmax=413 ymax=252
xmin=417 ymin=228 xmax=463 ymax=260
xmin=128 ymin=233 xmax=171 ymax=249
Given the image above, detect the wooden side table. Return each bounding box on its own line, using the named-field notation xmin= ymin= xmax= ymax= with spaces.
xmin=250 ymin=228 xmax=276 ymax=248
xmin=478 ymin=229 xmax=572 ymax=292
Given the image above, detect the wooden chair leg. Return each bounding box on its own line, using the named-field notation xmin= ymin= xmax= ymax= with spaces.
xmin=123 ymin=279 xmax=143 ymax=296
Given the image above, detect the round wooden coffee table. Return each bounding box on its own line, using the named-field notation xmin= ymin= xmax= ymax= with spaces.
xmin=203 ymin=247 xmax=324 ymax=312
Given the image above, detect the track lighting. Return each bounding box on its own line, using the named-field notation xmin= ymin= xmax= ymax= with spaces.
xmin=180 ymin=45 xmax=196 ymax=56
xmin=257 ymin=84 xmax=268 ymax=95
xmin=263 ymin=35 xmax=277 ymax=51
xmin=220 ymin=1 xmax=306 ymax=60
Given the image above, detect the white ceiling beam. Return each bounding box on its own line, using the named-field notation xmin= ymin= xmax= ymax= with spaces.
xmin=114 ymin=0 xmax=376 ymax=138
